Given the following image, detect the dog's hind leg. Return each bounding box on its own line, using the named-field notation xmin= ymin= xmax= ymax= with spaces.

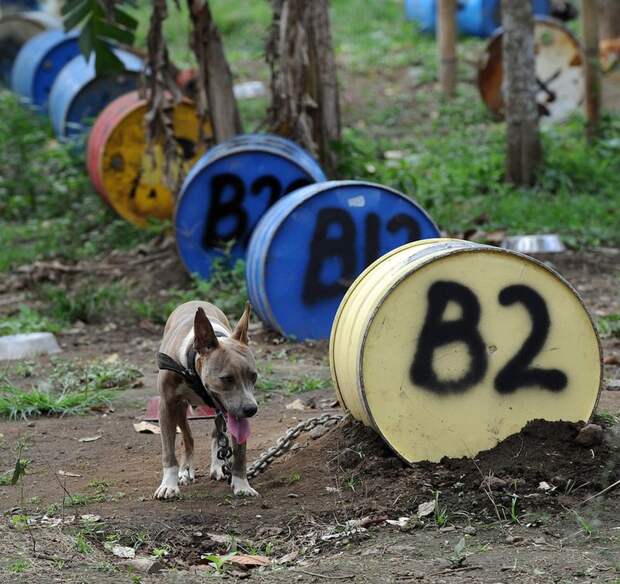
xmin=154 ymin=372 xmax=182 ymax=499
xmin=230 ymin=437 xmax=259 ymax=497
xmin=178 ymin=410 xmax=195 ymax=486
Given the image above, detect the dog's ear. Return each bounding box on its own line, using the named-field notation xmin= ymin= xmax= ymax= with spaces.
xmin=231 ymin=301 xmax=251 ymax=345
xmin=194 ymin=307 xmax=219 ymax=353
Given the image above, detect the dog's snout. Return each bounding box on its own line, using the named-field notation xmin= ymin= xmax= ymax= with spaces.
xmin=242 ymin=403 xmax=258 ymax=418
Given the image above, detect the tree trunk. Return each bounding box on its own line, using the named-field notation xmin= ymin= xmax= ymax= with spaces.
xmin=598 ymin=0 xmax=620 ymax=40
xmin=267 ymin=0 xmax=341 ymax=174
xmin=582 ymin=0 xmax=601 ymax=139
xmin=438 ymin=0 xmax=457 ymax=98
xmin=501 ymin=0 xmax=541 ymax=186
xmin=187 ymin=0 xmax=242 ymax=143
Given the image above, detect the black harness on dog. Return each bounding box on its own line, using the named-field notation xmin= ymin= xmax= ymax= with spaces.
xmin=156 ymin=331 xmax=228 ymax=410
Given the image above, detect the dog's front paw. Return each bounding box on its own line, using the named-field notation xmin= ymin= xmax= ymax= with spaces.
xmin=154 ymin=466 xmax=181 ymax=500
xmin=231 ymin=476 xmax=259 ymax=497
xmin=210 ymin=461 xmax=227 ymax=481
xmin=178 ymin=466 xmax=196 ymax=486
xmin=154 ymin=483 xmax=181 ymax=499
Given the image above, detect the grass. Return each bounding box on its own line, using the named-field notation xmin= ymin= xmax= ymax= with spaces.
xmin=0 ymin=359 xmax=141 ymax=420
xmin=598 ymin=314 xmax=620 ymax=339
xmin=0 ymin=305 xmax=63 ymax=335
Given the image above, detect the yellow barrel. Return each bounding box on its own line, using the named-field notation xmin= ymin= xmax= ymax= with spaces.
xmin=330 ymin=239 xmax=602 ymax=463
xmin=87 ymin=91 xmax=212 ymax=227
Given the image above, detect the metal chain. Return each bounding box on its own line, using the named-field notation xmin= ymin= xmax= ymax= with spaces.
xmin=214 ymin=412 xmax=232 ymax=483
xmin=246 ymin=413 xmax=345 ymax=479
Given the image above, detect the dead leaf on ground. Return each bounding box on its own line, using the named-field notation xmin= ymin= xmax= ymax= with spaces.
xmin=417 ymin=500 xmax=436 ymax=518
xmin=78 ymin=435 xmax=101 ymax=443
xmin=133 ymin=422 xmax=161 ymax=435
xmin=230 ymin=554 xmax=270 ymax=568
xmin=286 ymin=398 xmax=307 ymax=411
xmin=58 ymin=470 xmax=81 ymax=478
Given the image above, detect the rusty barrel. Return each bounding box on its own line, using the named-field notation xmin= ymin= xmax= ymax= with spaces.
xmin=48 ymin=50 xmax=142 ymax=139
xmin=330 ymin=239 xmax=602 ymax=463
xmin=478 ymin=16 xmax=584 ymax=123
xmin=87 ymin=91 xmax=213 ymax=227
xmin=0 ymin=10 xmax=59 ymax=85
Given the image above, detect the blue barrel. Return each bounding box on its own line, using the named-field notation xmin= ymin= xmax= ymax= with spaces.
xmin=11 ymin=29 xmax=79 ymax=112
xmin=175 ymin=134 xmax=327 ymax=280
xmin=0 ymin=1 xmax=40 ymax=11
xmin=0 ymin=11 xmax=59 ymax=85
xmin=404 ymin=0 xmax=551 ymax=37
xmin=48 ymin=50 xmax=143 ymax=138
xmin=246 ymin=180 xmax=441 ymax=340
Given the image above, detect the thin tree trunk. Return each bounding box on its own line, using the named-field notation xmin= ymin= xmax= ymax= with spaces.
xmin=582 ymin=0 xmax=601 ymax=139
xmin=598 ymin=0 xmax=620 ymax=40
xmin=267 ymin=0 xmax=341 ymax=173
xmin=187 ymin=0 xmax=242 ymax=143
xmin=438 ymin=0 xmax=457 ymax=98
xmin=501 ymin=0 xmax=541 ymax=186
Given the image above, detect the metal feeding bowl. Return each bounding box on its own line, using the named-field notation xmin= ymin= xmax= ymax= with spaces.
xmin=501 ymin=234 xmax=566 ymax=254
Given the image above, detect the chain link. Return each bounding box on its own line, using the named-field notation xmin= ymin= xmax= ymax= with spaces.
xmin=246 ymin=413 xmax=345 ymax=479
xmin=214 ymin=412 xmax=232 ymax=483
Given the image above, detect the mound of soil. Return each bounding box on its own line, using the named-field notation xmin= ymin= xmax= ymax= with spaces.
xmin=273 ymin=417 xmax=620 ymax=523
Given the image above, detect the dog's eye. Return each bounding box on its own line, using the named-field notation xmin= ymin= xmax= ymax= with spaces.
xmin=250 ymin=372 xmax=258 ymax=383
xmin=220 ymin=376 xmax=235 ymax=384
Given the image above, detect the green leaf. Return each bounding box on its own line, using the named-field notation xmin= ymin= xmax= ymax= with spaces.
xmin=61 ymin=0 xmax=85 ymax=17
xmin=98 ymin=21 xmax=135 ymax=45
xmin=93 ymin=44 xmax=125 ymax=76
xmin=113 ymin=7 xmax=139 ymax=31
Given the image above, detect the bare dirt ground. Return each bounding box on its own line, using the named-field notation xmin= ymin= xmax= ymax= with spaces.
xmin=0 ymin=248 xmax=618 ymax=583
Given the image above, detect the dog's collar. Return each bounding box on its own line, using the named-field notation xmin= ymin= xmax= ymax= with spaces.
xmin=157 ymin=342 xmax=225 ymax=410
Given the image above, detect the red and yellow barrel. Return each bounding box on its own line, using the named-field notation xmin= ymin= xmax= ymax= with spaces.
xmin=87 ymin=91 xmax=212 ymax=227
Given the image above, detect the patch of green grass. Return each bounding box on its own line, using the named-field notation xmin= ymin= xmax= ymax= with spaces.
xmin=286 ymin=376 xmax=330 ymax=394
xmin=0 ymin=359 xmax=141 ymax=420
xmin=39 ymin=282 xmax=128 ymax=325
xmin=0 ymin=305 xmax=64 ymax=335
xmin=598 ymin=314 xmax=620 ymax=339
xmin=434 ymin=491 xmax=449 ymax=528
xmin=75 ymin=531 xmax=93 ymax=554
xmin=7 ymin=558 xmax=30 ymax=574
xmin=0 ymin=93 xmax=151 ymax=274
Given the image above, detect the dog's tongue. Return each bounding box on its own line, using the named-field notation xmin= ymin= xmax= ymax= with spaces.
xmin=227 ymin=414 xmax=251 ymax=444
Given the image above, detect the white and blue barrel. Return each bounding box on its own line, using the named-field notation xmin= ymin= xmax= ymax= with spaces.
xmin=48 ymin=50 xmax=143 ymax=139
xmin=175 ymin=134 xmax=327 ymax=280
xmin=0 ymin=10 xmax=59 ymax=85
xmin=246 ymin=180 xmax=440 ymax=340
xmin=11 ymin=29 xmax=79 ymax=112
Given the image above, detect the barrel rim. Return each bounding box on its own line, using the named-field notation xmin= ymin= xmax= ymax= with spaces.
xmin=352 ymin=241 xmax=603 ymax=464
xmin=254 ymin=180 xmax=441 ymax=339
xmin=11 ymin=29 xmax=80 ymax=103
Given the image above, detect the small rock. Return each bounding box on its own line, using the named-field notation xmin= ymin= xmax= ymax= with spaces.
xmin=605 ymin=379 xmax=620 ymax=391
xmin=439 ymin=526 xmax=455 ymax=533
xmin=309 ymin=425 xmax=330 ymax=439
xmin=124 ymin=557 xmax=163 ymax=574
xmin=538 ymin=481 xmax=552 ymax=491
xmin=286 ymin=399 xmax=306 ymax=411
xmin=574 ymin=424 xmax=604 ymax=447
xmin=480 ymin=476 xmax=508 ymax=490
xmin=603 ymin=355 xmax=619 ymax=365
xmin=463 ymin=526 xmax=477 ymax=535
xmin=505 ymin=535 xmax=523 ymax=544
xmin=533 ymin=536 xmax=547 ymax=545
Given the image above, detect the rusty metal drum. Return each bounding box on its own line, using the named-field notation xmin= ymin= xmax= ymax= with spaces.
xmin=48 ymin=50 xmax=142 ymax=139
xmin=0 ymin=10 xmax=59 ymax=85
xmin=11 ymin=29 xmax=79 ymax=112
xmin=330 ymin=239 xmax=602 ymax=463
xmin=87 ymin=91 xmax=213 ymax=227
xmin=478 ymin=17 xmax=584 ymax=123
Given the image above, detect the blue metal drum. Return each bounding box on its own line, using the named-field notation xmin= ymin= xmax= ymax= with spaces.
xmin=404 ymin=0 xmax=551 ymax=37
xmin=0 ymin=1 xmax=40 ymax=12
xmin=48 ymin=50 xmax=143 ymax=138
xmin=11 ymin=29 xmax=79 ymax=112
xmin=246 ymin=180 xmax=441 ymax=340
xmin=0 ymin=11 xmax=59 ymax=85
xmin=175 ymin=134 xmax=327 ymax=279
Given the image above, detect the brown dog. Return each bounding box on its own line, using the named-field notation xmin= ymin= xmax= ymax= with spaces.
xmin=154 ymin=301 xmax=259 ymax=499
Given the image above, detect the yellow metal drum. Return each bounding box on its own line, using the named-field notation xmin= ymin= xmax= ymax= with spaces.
xmin=330 ymin=239 xmax=602 ymax=463
xmin=87 ymin=92 xmax=212 ymax=227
